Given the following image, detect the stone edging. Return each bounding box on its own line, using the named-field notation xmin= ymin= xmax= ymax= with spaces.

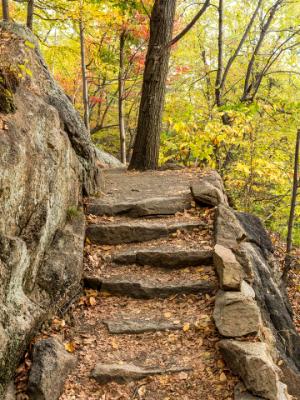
xmin=192 ymin=171 xmax=298 ymax=400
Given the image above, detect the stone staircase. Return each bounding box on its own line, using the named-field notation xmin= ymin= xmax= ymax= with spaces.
xmin=58 ymin=169 xmax=294 ymax=400
xmin=60 ymin=169 xmax=238 ymax=399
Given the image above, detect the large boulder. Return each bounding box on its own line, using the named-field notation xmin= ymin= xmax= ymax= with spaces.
xmin=219 ymin=340 xmax=284 ymax=400
xmin=28 ymin=337 xmax=76 ymax=400
xmin=0 ymin=22 xmax=100 ymax=395
xmin=191 ymin=171 xmax=228 ymax=207
xmin=213 ymin=291 xmax=260 ymax=337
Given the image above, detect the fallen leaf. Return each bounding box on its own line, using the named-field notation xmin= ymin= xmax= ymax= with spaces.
xmin=178 ymin=372 xmax=188 ymax=380
xmin=220 ymin=372 xmax=227 ymax=382
xmin=89 ymin=296 xmax=97 ymax=306
xmin=183 ymin=323 xmax=190 ymax=332
xmin=64 ymin=341 xmax=75 ymax=353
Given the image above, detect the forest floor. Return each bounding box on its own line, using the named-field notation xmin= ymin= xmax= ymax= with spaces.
xmin=14 ymin=168 xmax=300 ymax=400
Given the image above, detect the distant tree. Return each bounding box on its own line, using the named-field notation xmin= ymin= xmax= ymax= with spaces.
xmin=1 ymin=0 xmax=9 ymax=21
xmin=283 ymin=129 xmax=300 ymax=283
xmin=26 ymin=0 xmax=34 ymax=30
xmin=79 ymin=0 xmax=90 ymax=133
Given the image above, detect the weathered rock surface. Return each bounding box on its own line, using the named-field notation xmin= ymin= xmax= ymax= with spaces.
xmin=191 ymin=171 xmax=228 ymax=207
xmin=28 ymin=337 xmax=76 ymax=400
xmin=104 ymin=318 xmax=185 ymax=334
xmin=213 ymin=291 xmax=260 ymax=337
xmin=91 ymin=363 xmax=191 ymax=384
xmin=86 ymin=194 xmax=192 ymax=217
xmin=84 ymin=276 xmax=216 ymax=299
xmin=0 ymin=23 xmax=102 ymax=394
xmin=112 ymin=247 xmax=213 ymax=268
xmin=215 ymin=205 xmax=300 ymax=396
xmin=234 ymin=383 xmax=263 ymax=399
xmin=86 ymin=220 xmax=205 ymax=245
xmin=214 ymin=244 xmax=243 ymax=290
xmin=219 ymin=340 xmax=279 ymax=400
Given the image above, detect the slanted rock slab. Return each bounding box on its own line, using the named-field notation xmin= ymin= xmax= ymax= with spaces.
xmin=112 ymin=247 xmax=213 ymax=268
xmin=91 ymin=363 xmax=191 ymax=384
xmin=214 ymin=244 xmax=244 ymax=290
xmin=219 ymin=340 xmax=279 ymax=400
xmin=213 ymin=291 xmax=260 ymax=337
xmin=86 ymin=194 xmax=192 ymax=217
xmin=28 ymin=337 xmax=76 ymax=400
xmin=86 ymin=220 xmax=205 ymax=245
xmin=84 ymin=276 xmax=216 ymax=299
xmin=104 ymin=318 xmax=184 ymax=334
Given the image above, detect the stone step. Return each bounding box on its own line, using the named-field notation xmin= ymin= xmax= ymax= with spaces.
xmin=103 ymin=317 xmax=187 ymax=334
xmin=86 ymin=194 xmax=192 ymax=217
xmin=112 ymin=247 xmax=213 ymax=268
xmin=84 ymin=275 xmax=216 ymax=299
xmin=86 ymin=220 xmax=206 ymax=245
xmin=91 ymin=363 xmax=192 ymax=384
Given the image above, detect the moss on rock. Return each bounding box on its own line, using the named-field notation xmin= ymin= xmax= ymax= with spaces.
xmin=0 ymin=69 xmax=19 ymax=114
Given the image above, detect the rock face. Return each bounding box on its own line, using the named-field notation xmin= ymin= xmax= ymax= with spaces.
xmin=0 ymin=23 xmax=103 ymax=395
xmin=28 ymin=337 xmax=76 ymax=400
xmin=213 ymin=291 xmax=260 ymax=337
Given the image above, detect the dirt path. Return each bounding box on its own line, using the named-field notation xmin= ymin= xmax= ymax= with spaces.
xmin=56 ymin=169 xmax=237 ymax=399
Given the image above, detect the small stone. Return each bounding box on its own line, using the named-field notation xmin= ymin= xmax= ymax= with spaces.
xmin=240 ymin=280 xmax=255 ymax=299
xmin=214 ymin=244 xmax=243 ymax=290
xmin=213 ymin=291 xmax=260 ymax=337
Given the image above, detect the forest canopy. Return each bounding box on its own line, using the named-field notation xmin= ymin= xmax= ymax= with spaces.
xmin=2 ymin=0 xmax=300 ymax=244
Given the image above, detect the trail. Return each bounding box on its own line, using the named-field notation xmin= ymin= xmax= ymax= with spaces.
xmin=59 ymin=168 xmax=237 ymax=399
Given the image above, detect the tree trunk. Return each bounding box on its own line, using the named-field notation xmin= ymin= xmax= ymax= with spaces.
xmin=283 ymin=129 xmax=300 ymax=283
xmin=118 ymin=30 xmax=126 ymax=164
xmin=1 ymin=0 xmax=9 ymax=21
xmin=26 ymin=0 xmax=34 ymax=30
xmin=215 ymin=0 xmax=223 ymax=107
xmin=129 ymin=0 xmax=176 ymax=170
xmin=241 ymin=0 xmax=283 ymax=102
xmin=79 ymin=3 xmax=90 ymax=133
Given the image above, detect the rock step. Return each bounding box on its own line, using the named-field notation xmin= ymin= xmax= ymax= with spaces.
xmin=91 ymin=363 xmax=192 ymax=384
xmin=84 ymin=275 xmax=216 ymax=299
xmin=86 ymin=194 xmax=192 ymax=217
xmin=112 ymin=247 xmax=213 ymax=268
xmin=103 ymin=318 xmax=188 ymax=334
xmin=86 ymin=220 xmax=206 ymax=245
